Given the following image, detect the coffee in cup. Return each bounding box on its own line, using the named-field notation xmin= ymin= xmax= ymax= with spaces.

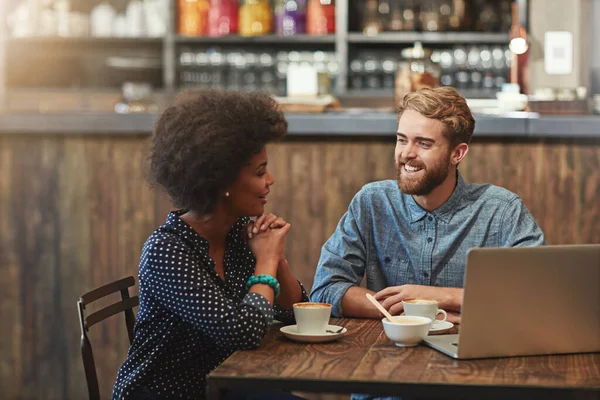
xmin=293 ymin=302 xmax=332 ymax=334
xmin=402 ymin=299 xmax=447 ymax=327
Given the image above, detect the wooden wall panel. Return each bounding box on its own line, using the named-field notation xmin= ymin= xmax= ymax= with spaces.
xmin=59 ymin=138 xmax=93 ymax=399
xmin=0 ymin=135 xmax=19 ymax=400
xmin=579 ymin=146 xmax=600 ymax=243
xmin=0 ymin=134 xmax=598 ymax=399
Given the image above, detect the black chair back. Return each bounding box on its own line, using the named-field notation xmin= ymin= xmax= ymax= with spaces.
xmin=77 ymin=276 xmax=139 ymax=400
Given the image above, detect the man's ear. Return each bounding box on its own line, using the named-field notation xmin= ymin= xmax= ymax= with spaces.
xmin=451 ymin=143 xmax=469 ymax=166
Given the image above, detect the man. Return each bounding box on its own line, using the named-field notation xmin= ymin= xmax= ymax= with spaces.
xmin=310 ymin=87 xmax=545 ymax=323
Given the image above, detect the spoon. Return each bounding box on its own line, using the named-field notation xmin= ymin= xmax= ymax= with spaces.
xmin=365 ymin=293 xmax=395 ymax=322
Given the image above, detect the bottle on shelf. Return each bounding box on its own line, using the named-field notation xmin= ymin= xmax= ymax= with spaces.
xmin=473 ymin=0 xmax=500 ymax=32
xmin=239 ymin=0 xmax=273 ymax=36
xmin=388 ymin=0 xmax=404 ymax=31
xmin=419 ymin=0 xmax=450 ymax=32
xmin=306 ymin=0 xmax=335 ymax=35
xmin=208 ymin=0 xmax=239 ymax=36
xmin=178 ymin=0 xmax=210 ymax=36
xmin=400 ymin=0 xmax=417 ymax=31
xmin=275 ymin=0 xmax=307 ymax=36
xmin=361 ymin=0 xmax=382 ymax=36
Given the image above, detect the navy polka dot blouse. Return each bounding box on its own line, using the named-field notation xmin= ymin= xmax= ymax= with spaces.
xmin=112 ymin=211 xmax=308 ymax=399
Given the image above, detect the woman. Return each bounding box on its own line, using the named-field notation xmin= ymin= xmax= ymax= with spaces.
xmin=113 ymin=90 xmax=308 ymax=399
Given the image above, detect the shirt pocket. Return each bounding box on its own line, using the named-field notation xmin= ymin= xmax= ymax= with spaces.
xmin=437 ymin=262 xmax=465 ymax=288
xmin=372 ymin=255 xmax=419 ymax=288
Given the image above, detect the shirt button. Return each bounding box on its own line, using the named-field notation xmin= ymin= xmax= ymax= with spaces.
xmin=428 ymin=216 xmax=433 ymax=221
xmin=427 ymin=237 xmax=433 ymax=243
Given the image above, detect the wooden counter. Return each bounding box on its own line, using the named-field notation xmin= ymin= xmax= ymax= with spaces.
xmin=0 ymin=128 xmax=598 ymax=399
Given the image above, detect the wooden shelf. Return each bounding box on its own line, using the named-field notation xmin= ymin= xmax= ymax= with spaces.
xmin=347 ymin=32 xmax=509 ymax=44
xmin=175 ymin=34 xmax=335 ymax=45
xmin=5 ymin=37 xmax=163 ymax=46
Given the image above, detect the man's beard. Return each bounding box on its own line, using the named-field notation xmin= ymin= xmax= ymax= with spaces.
xmin=396 ymin=153 xmax=452 ymax=196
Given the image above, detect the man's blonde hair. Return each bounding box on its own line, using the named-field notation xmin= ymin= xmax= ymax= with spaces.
xmin=397 ymin=87 xmax=475 ymax=146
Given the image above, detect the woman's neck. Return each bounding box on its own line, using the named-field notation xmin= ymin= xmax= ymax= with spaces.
xmin=180 ymin=207 xmax=237 ymax=244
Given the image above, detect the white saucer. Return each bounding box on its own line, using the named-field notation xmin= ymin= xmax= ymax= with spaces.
xmin=429 ymin=320 xmax=454 ymax=334
xmin=279 ymin=324 xmax=347 ymax=343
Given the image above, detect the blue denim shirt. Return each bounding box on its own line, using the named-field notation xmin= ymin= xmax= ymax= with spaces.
xmin=310 ymin=171 xmax=546 ymax=317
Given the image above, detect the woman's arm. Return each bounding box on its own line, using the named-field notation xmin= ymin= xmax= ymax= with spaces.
xmin=247 ymin=214 xmax=310 ymax=323
xmin=144 ymin=235 xmax=273 ymax=349
xmin=275 ymin=258 xmax=304 ymax=309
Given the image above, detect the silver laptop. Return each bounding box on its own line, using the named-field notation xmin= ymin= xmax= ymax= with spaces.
xmin=424 ymin=245 xmax=600 ymax=359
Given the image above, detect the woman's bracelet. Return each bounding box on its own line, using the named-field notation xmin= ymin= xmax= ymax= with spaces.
xmin=246 ymin=274 xmax=280 ymax=298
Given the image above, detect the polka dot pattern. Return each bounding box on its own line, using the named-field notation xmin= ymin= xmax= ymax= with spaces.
xmin=112 ymin=210 xmax=308 ymax=399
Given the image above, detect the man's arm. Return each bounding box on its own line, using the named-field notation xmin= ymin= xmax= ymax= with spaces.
xmin=310 ymin=196 xmax=370 ymax=317
xmin=500 ymin=197 xmax=546 ymax=247
xmin=340 ymin=287 xmax=381 ymax=318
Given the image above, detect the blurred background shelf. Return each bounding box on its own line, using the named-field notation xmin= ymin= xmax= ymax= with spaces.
xmin=175 ymin=34 xmax=335 ymax=44
xmin=4 ymin=37 xmax=164 ymax=45
xmin=347 ymin=32 xmax=509 ymax=44
xmin=0 ymin=0 xmax=525 ymax=100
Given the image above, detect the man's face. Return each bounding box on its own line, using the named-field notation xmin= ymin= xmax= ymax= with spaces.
xmin=395 ymin=109 xmax=453 ymax=196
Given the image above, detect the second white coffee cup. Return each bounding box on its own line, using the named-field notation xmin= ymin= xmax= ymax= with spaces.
xmin=402 ymin=299 xmax=447 ymax=326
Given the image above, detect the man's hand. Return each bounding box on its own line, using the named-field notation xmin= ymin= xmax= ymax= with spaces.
xmin=374 ymin=284 xmax=463 ymax=323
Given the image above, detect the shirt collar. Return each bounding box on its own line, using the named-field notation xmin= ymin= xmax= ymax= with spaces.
xmin=166 ymin=210 xmax=210 ymax=251
xmin=434 ymin=170 xmax=466 ymax=223
xmin=406 ymin=195 xmax=428 ymax=223
xmin=405 ymin=170 xmax=466 ymax=224
xmin=165 ymin=210 xmax=249 ymax=250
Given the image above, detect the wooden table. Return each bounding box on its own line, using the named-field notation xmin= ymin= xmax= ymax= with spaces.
xmin=207 ymin=318 xmax=600 ymax=399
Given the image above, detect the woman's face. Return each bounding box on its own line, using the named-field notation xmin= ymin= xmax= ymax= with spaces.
xmin=226 ymin=147 xmax=274 ymax=217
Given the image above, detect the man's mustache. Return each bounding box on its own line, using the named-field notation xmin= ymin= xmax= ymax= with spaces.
xmin=396 ymin=158 xmax=425 ymax=169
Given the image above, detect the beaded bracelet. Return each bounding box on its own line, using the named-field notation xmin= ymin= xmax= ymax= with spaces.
xmin=246 ymin=274 xmax=280 ymax=298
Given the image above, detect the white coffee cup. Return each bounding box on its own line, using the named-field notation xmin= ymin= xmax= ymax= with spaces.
xmin=402 ymin=299 xmax=447 ymax=327
xmin=382 ymin=316 xmax=431 ymax=347
xmin=293 ymin=302 xmax=332 ymax=334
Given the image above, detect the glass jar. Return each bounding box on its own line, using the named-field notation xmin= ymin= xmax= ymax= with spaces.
xmin=239 ymin=0 xmax=273 ymax=36
xmin=419 ymin=0 xmax=441 ymax=32
xmin=395 ymin=42 xmax=441 ymax=105
xmin=399 ymin=0 xmax=417 ymax=31
xmin=307 ymin=0 xmax=335 ymax=35
xmin=363 ymin=53 xmax=382 ymax=90
xmin=115 ymin=82 xmax=158 ymax=114
xmin=349 ymin=58 xmax=364 ymax=90
xmin=275 ymin=0 xmax=307 ymax=36
xmin=362 ymin=0 xmax=382 ymax=36
xmin=227 ymin=52 xmax=245 ymax=91
xmin=381 ymin=56 xmax=397 ymax=89
xmin=242 ymin=53 xmax=259 ymax=91
xmin=258 ymin=52 xmax=277 ymax=94
xmin=208 ymin=0 xmax=239 ymax=36
xmin=178 ymin=0 xmax=210 ymax=36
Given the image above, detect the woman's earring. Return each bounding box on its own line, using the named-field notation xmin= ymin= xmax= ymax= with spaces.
xmin=225 ymin=192 xmax=230 ymax=197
